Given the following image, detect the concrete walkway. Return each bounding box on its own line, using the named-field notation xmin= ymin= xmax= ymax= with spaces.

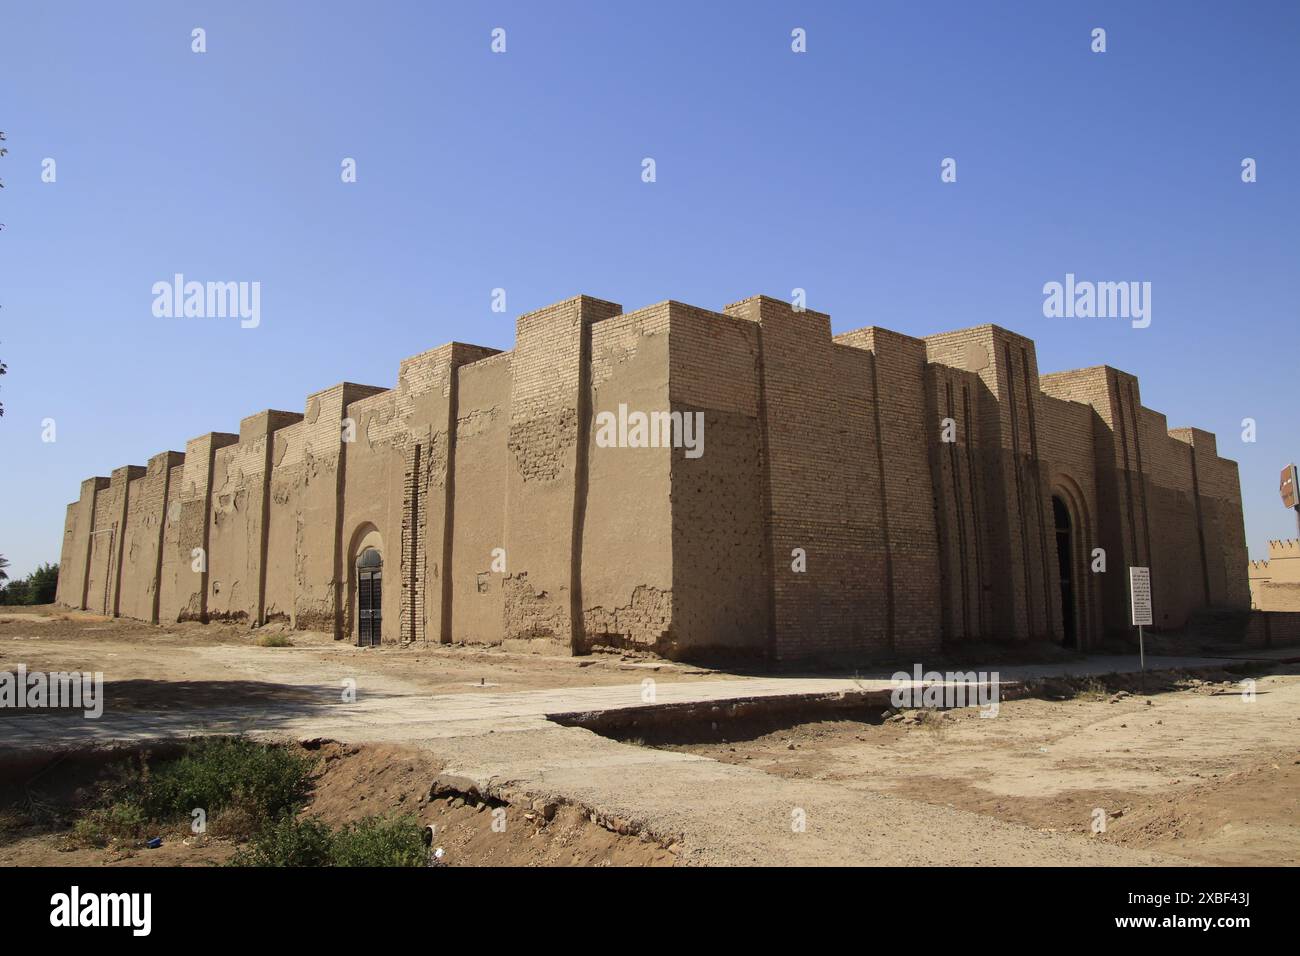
xmin=0 ymin=648 xmax=1256 ymax=865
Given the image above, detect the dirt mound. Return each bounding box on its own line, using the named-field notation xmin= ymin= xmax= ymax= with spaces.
xmin=1103 ymin=757 xmax=1300 ymax=865
xmin=0 ymin=739 xmax=676 ymax=867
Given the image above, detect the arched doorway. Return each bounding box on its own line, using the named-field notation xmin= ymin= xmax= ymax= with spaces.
xmin=1052 ymin=495 xmax=1077 ymax=648
xmin=356 ymin=547 xmax=383 ymax=647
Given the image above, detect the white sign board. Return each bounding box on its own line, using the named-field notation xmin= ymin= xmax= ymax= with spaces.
xmin=1129 ymin=567 xmax=1153 ymax=627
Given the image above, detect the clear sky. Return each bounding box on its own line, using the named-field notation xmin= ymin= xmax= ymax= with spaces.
xmin=1 ymin=1 xmax=1297 ymax=578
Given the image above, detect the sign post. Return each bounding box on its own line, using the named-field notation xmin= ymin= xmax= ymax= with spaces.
xmin=1129 ymin=567 xmax=1153 ymax=693
xmin=1281 ymin=464 xmax=1300 ymax=537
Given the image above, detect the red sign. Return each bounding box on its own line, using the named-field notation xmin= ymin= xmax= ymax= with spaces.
xmin=1282 ymin=464 xmax=1299 ymax=510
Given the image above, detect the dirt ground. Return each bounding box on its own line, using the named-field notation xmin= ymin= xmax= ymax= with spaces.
xmin=634 ymin=670 xmax=1300 ymax=865
xmin=0 ymin=606 xmax=732 ymax=714
xmin=0 ymin=739 xmax=675 ymax=867
xmin=3 ymin=605 xmax=1296 ymax=866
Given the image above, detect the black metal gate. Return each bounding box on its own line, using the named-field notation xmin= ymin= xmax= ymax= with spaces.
xmin=357 ymin=548 xmax=382 ymax=646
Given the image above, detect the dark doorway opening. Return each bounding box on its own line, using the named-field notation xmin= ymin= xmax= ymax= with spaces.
xmin=357 ymin=547 xmax=382 ymax=647
xmin=1052 ymin=496 xmax=1077 ymax=648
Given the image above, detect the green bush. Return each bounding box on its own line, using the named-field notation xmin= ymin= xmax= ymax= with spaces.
xmin=65 ymin=739 xmax=429 ymax=866
xmin=66 ymin=739 xmax=319 ymax=851
xmin=138 ymin=737 xmax=317 ymax=823
xmin=229 ymin=815 xmax=334 ymax=867
xmin=72 ymin=802 xmax=149 ymax=847
xmin=230 ymin=814 xmax=427 ymax=867
xmin=331 ymin=815 xmax=427 ymax=867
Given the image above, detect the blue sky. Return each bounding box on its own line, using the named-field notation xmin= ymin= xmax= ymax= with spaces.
xmin=1 ymin=0 xmax=1297 ymax=577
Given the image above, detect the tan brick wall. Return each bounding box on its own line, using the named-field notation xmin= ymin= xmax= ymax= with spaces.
xmin=926 ymin=361 xmax=994 ymax=644
xmin=60 ymin=295 xmax=1248 ymax=664
xmin=84 ymin=467 xmax=141 ymax=616
xmin=265 ymin=384 xmax=383 ymax=635
xmin=1248 ymin=540 xmax=1300 ymax=610
xmin=56 ymin=476 xmax=107 ymax=609
xmin=1036 ymin=395 xmax=1103 ymax=647
xmin=54 ymin=501 xmax=80 ymax=607
xmin=582 ymin=304 xmax=675 ymax=652
xmin=505 ymin=295 xmax=621 ymax=648
xmin=117 ymin=452 xmax=180 ymax=623
xmin=448 ymin=351 xmax=513 ymax=644
xmin=668 ymin=304 xmax=768 ymax=658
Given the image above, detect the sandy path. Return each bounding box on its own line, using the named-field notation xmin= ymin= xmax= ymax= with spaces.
xmin=2 ymin=613 xmax=1234 ymax=865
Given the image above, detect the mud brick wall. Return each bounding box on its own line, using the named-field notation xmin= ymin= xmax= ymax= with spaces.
xmin=1245 ymin=609 xmax=1300 ymax=643
xmin=265 ymin=384 xmax=384 ymax=636
xmin=931 ymin=328 xmax=1058 ymax=641
xmin=1040 ymin=367 xmax=1135 ymax=633
xmin=84 ymin=467 xmax=137 ymax=616
xmin=54 ymin=502 xmax=80 ymax=607
xmin=341 ymin=388 xmax=402 ymax=643
xmin=824 ymin=341 xmax=891 ymax=662
xmin=1178 ymin=429 xmax=1249 ymax=610
xmin=826 ymin=343 xmax=893 ymax=656
xmin=727 ymin=298 xmax=924 ymax=665
xmin=156 ymin=463 xmax=187 ymax=620
xmin=1251 ymin=580 xmax=1300 ymax=612
xmin=158 ymin=433 xmax=237 ymax=622
xmin=1042 ymin=368 xmax=1249 ymax=636
xmin=505 ymin=295 xmax=622 ymax=648
xmin=57 ymin=477 xmax=107 ymax=608
xmin=397 ymin=344 xmax=468 ymax=643
xmin=925 ymin=361 xmax=994 ymax=645
xmin=837 ymin=326 xmax=944 ymax=658
xmin=581 ymin=304 xmax=675 ymax=652
xmin=448 ymin=351 xmax=512 ymax=643
xmin=1250 ymin=540 xmax=1300 ymax=611
xmin=1140 ymin=414 xmax=1205 ymax=629
xmin=206 ymin=411 xmax=301 ymax=625
xmin=117 ymin=452 xmax=182 ymax=623
xmin=1105 ymin=371 xmax=1159 ymax=632
xmin=57 ymin=293 xmax=1249 ymax=663
xmin=207 ymin=421 xmax=267 ymax=623
xmin=1036 ymin=395 xmax=1104 ymax=647
xmin=412 ymin=343 xmax=501 ymax=645
xmin=80 ymin=483 xmax=114 ymax=613
xmin=667 ymin=304 xmax=769 ymax=658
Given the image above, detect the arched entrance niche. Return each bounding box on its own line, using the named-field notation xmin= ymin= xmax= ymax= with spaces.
xmin=347 ymin=524 xmax=384 ymax=647
xmin=1049 ymin=476 xmax=1092 ymax=649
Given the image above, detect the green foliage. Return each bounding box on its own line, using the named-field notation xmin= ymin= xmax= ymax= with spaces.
xmin=63 ymin=738 xmax=423 ymax=865
xmin=69 ymin=737 xmax=318 ymax=849
xmin=0 ymin=562 xmax=58 ymax=605
xmin=230 ymin=813 xmax=426 ymax=868
xmin=229 ymin=815 xmax=334 ymax=867
xmin=330 ymin=815 xmax=427 ymax=867
xmin=26 ymin=563 xmax=58 ymax=603
xmin=72 ymin=802 xmax=149 ymax=847
xmin=136 ymin=737 xmax=317 ymax=823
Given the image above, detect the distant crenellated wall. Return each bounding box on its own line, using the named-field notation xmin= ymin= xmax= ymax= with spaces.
xmin=1248 ymin=539 xmax=1300 ymax=611
xmin=55 ymin=294 xmax=1251 ymax=665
